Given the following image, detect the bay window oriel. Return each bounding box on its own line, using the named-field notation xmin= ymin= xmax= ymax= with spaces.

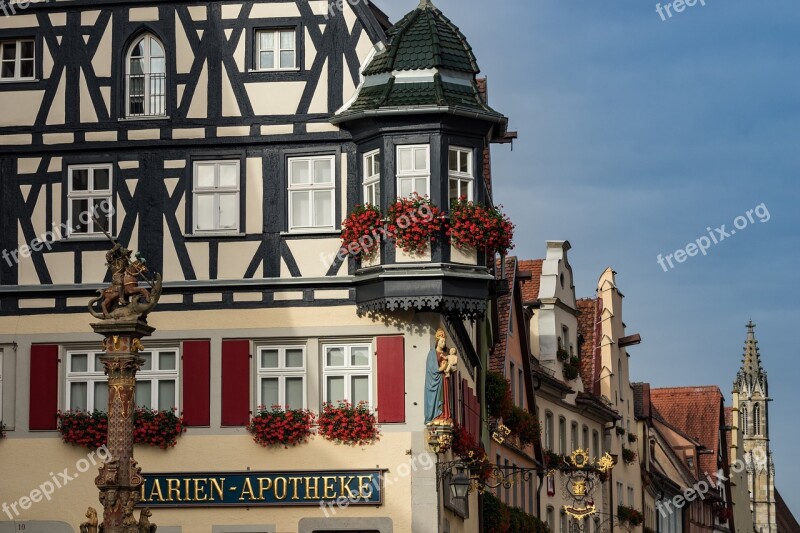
xmin=448 ymin=146 xmax=473 ymax=201
xmin=396 ymin=145 xmax=429 ymax=198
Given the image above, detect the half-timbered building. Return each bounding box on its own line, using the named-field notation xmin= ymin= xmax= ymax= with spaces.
xmin=0 ymin=1 xmax=513 ymax=531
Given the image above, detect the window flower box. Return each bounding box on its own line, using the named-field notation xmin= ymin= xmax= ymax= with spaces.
xmin=504 ymin=405 xmax=541 ymax=447
xmin=448 ymin=197 xmax=514 ymax=256
xmin=340 ymin=204 xmax=384 ymax=262
xmin=485 ymin=371 xmax=513 ymax=419
xmin=387 ymin=194 xmax=443 ymax=256
xmin=248 ymin=406 xmax=315 ymax=448
xmin=317 ymin=401 xmax=380 ymax=446
xmin=617 ymin=505 xmax=644 ymax=526
xmin=621 ymin=447 xmax=637 ymax=465
xmin=0 ymin=421 xmax=6 ymax=440
xmin=57 ymin=409 xmax=185 ymax=450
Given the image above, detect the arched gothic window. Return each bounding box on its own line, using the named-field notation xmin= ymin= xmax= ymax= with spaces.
xmin=754 ymin=403 xmax=761 ymax=435
xmin=741 ymin=406 xmax=748 ymax=436
xmin=126 ymin=34 xmax=166 ymax=117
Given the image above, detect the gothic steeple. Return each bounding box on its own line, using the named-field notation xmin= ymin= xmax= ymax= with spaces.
xmin=733 ymin=320 xmax=768 ymax=397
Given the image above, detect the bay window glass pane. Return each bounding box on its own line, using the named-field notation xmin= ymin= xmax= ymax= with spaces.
xmin=285 ymin=349 xmax=304 ymax=368
xmin=313 ymin=159 xmax=332 ymax=184
xmin=259 ymin=51 xmax=275 ymax=70
xmin=414 ymin=148 xmax=427 ymax=170
xmin=414 ymin=177 xmax=427 ymax=195
xmin=71 ymin=354 xmax=88 ymax=373
xmin=196 ymin=195 xmax=215 ymax=230
xmin=196 ymin=164 xmax=215 ymax=188
xmin=70 ymin=382 xmax=88 ymax=411
xmin=460 ymin=151 xmax=470 ymax=172
xmin=352 ymin=376 xmax=369 ymax=405
xmin=218 ymin=194 xmax=238 ymax=229
xmin=261 ymin=349 xmax=279 ymax=369
xmin=291 ymin=191 xmax=310 ymax=228
xmin=326 ymin=347 xmax=345 ymax=367
xmin=280 ymin=51 xmax=294 ymax=68
xmin=449 ymin=179 xmax=460 ymax=201
xmin=372 ymin=154 xmax=381 ymax=175
xmin=351 ymin=346 xmax=370 ymax=366
xmin=135 ymin=381 xmax=152 ymax=409
xmin=326 ymin=376 xmax=345 ymax=403
xmin=219 ymin=163 xmax=238 ymax=187
xmin=290 ymin=160 xmax=310 ymax=184
xmin=159 ymin=351 xmax=176 ymax=371
xmin=139 ymin=352 xmax=152 ymax=371
xmin=312 ymin=191 xmax=332 ymax=227
xmin=399 ymin=178 xmax=413 ymax=198
xmin=72 ymin=169 xmax=89 ymax=191
xmin=95 ymin=354 xmax=105 ymax=372
xmin=94 ymin=382 xmax=109 ymax=411
xmin=261 ymin=378 xmax=279 ymax=407
xmin=449 ymin=150 xmax=458 ymax=171
xmin=158 ymin=380 xmax=176 ymax=411
xmin=399 ymin=149 xmax=412 ymax=172
xmin=285 ymin=378 xmax=303 ymax=409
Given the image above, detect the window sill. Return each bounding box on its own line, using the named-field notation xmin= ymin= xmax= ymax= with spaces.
xmin=281 ymin=230 xmax=340 ymax=237
xmin=184 ymin=232 xmax=246 ymax=239
xmin=0 ymin=78 xmax=38 ymax=84
xmin=64 ymin=234 xmax=116 ymax=242
xmin=249 ymin=68 xmax=301 ymax=73
xmin=119 ymin=116 xmax=171 ymax=122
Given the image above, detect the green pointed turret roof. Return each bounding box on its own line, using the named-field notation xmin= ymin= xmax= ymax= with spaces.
xmin=363 ymin=0 xmax=479 ymax=76
xmin=333 ymin=0 xmax=506 ymax=130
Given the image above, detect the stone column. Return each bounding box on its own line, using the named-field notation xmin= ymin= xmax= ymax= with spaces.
xmin=91 ymin=318 xmax=154 ymax=532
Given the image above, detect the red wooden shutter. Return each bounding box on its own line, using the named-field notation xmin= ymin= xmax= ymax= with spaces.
xmin=221 ymin=340 xmax=250 ymax=426
xmin=30 ymin=344 xmax=59 ymax=430
xmin=376 ymin=336 xmax=405 ymax=423
xmin=182 ymin=340 xmax=210 ymax=427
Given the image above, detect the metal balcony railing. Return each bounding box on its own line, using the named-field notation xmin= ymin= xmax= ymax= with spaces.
xmin=127 ymin=73 xmax=167 ymax=118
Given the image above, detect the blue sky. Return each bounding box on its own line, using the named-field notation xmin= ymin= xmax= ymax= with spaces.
xmin=376 ymin=0 xmax=800 ymax=513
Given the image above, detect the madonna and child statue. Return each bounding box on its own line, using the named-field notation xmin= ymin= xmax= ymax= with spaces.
xmin=424 ymin=328 xmax=459 ymax=426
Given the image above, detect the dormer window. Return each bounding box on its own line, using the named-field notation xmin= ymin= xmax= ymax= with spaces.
xmin=448 ymin=147 xmax=473 ymax=201
xmin=396 ymin=145 xmax=429 ymax=197
xmin=363 ymin=150 xmax=381 ymax=206
xmin=126 ymin=34 xmax=166 ymax=117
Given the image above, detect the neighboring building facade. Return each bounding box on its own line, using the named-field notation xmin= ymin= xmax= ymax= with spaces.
xmin=726 ymin=406 xmax=755 ymax=533
xmin=577 ymin=268 xmax=644 ymax=530
xmin=732 ymin=322 xmax=777 ymax=533
xmin=0 ymin=1 xmax=512 ymax=532
xmin=650 ymin=386 xmax=734 ymax=533
xmin=522 ymin=243 xmax=619 ymax=532
xmin=489 ymin=257 xmax=541 ymax=518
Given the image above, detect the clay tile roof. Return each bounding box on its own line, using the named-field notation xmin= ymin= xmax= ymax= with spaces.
xmin=490 ymin=256 xmax=516 ymax=373
xmin=776 ymin=490 xmax=800 ymax=533
xmin=650 ymin=386 xmax=725 ymax=479
xmin=518 ymin=259 xmax=543 ymax=304
xmin=577 ymin=298 xmax=601 ymax=396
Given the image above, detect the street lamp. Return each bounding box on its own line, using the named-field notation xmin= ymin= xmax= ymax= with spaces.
xmin=449 ymin=465 xmax=471 ymax=500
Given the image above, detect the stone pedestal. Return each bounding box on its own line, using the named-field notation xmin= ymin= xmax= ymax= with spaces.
xmin=90 ymin=318 xmax=154 ymax=533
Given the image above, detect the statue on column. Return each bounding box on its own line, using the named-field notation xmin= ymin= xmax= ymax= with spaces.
xmin=88 ymin=242 xmax=162 ymax=321
xmin=424 ymin=328 xmax=458 ymax=425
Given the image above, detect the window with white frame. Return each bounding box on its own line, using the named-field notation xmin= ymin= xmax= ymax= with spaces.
xmin=126 ymin=34 xmax=166 ymax=117
xmin=396 ymin=145 xmax=429 ymax=198
xmin=288 ymin=155 xmax=335 ymax=231
xmin=68 ymin=164 xmax=113 ymax=236
xmin=363 ymin=150 xmax=381 ymax=206
xmin=66 ymin=350 xmax=108 ymax=411
xmin=255 ymin=28 xmax=296 ymax=71
xmin=135 ymin=349 xmax=179 ymax=411
xmin=1 ymin=38 xmax=34 ymax=81
xmin=544 ymin=411 xmax=554 ymax=450
xmin=628 ymin=486 xmax=634 ymax=506
xmin=193 ymin=160 xmax=240 ymax=234
xmin=322 ymin=343 xmax=372 ymax=406
xmin=257 ymin=346 xmax=306 ymax=410
xmin=448 ymin=147 xmax=473 ymax=201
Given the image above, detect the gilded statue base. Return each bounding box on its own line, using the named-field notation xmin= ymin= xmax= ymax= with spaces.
xmin=427 ymin=422 xmax=454 ymax=454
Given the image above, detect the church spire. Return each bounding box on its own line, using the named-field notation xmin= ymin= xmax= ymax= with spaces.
xmin=734 ymin=320 xmax=767 ymax=397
